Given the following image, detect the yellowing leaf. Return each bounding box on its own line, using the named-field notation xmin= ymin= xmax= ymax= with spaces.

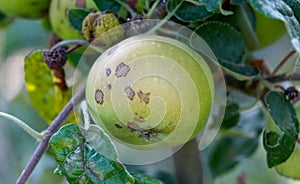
xmin=24 ymin=50 xmax=74 ymax=124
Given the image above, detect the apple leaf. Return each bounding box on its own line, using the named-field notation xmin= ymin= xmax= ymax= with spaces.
xmin=230 ymin=0 xmax=247 ymax=4
xmin=221 ymin=102 xmax=240 ymax=129
xmin=249 ymin=0 xmax=300 ymax=54
xmin=208 ymin=134 xmax=258 ymax=177
xmin=188 ymin=0 xmax=233 ymax=15
xmin=49 ymin=123 xmax=135 ymax=183
xmin=167 ymin=0 xmax=213 ymax=22
xmin=194 ymin=21 xmax=259 ymax=80
xmin=24 ymin=50 xmax=73 ymax=124
xmin=130 ymin=172 xmax=164 ymax=184
xmin=93 ymin=0 xmax=123 ymax=12
xmin=68 ymin=8 xmax=90 ymax=32
xmin=263 ymin=91 xmax=299 ymax=168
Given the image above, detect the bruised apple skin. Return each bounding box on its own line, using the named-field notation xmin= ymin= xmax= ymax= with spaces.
xmin=86 ymin=35 xmax=214 ymax=149
xmin=0 ymin=0 xmax=50 ymax=19
xmin=49 ymin=0 xmax=98 ymax=40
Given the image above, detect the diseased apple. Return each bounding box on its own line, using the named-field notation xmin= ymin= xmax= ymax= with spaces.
xmin=86 ymin=35 xmax=214 ymax=149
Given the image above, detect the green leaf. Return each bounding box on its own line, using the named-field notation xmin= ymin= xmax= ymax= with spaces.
xmin=93 ymin=0 xmax=123 ymax=12
xmin=263 ymin=91 xmax=299 ymax=168
xmin=24 ymin=50 xmax=72 ymax=124
xmin=190 ymin=0 xmax=233 ymax=15
xmin=208 ymin=135 xmax=258 ymax=177
xmin=84 ymin=124 xmax=118 ymax=161
xmin=249 ymin=0 xmax=300 ymax=53
xmin=194 ymin=21 xmax=259 ymax=79
xmin=275 ymin=101 xmax=300 ymax=179
xmin=221 ymin=102 xmax=240 ymax=129
xmin=284 ymin=0 xmax=300 ymax=21
xmin=68 ymin=8 xmax=90 ymax=32
xmin=230 ymin=0 xmax=247 ymax=4
xmin=167 ymin=0 xmax=213 ymax=22
xmin=130 ymin=172 xmax=164 ymax=184
xmin=50 ymin=123 xmax=134 ymax=184
xmin=195 ymin=21 xmax=245 ymax=64
xmin=219 ymin=59 xmax=259 ymax=80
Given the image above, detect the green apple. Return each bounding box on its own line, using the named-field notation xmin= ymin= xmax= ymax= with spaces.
xmin=0 ymin=0 xmax=50 ymax=19
xmin=255 ymin=11 xmax=286 ymax=49
xmin=86 ymin=35 xmax=214 ymax=149
xmin=49 ymin=0 xmax=98 ymax=40
xmin=81 ymin=12 xmax=124 ymax=47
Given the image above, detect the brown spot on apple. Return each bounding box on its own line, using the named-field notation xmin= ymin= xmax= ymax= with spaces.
xmin=127 ymin=122 xmax=141 ymax=131
xmin=114 ymin=124 xmax=123 ymax=129
xmin=137 ymin=90 xmax=150 ymax=104
xmin=134 ymin=112 xmax=145 ymax=123
xmin=106 ymin=68 xmax=111 ymax=77
xmin=95 ymin=89 xmax=104 ymax=105
xmin=124 ymin=86 xmax=135 ymax=100
xmin=115 ymin=62 xmax=130 ymax=77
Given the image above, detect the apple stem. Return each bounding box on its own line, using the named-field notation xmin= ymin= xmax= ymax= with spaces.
xmin=173 ymin=138 xmax=204 ymax=184
xmin=146 ymin=0 xmax=160 ymax=18
xmin=80 ymin=101 xmax=91 ymax=131
xmin=115 ymin=0 xmax=136 ymax=15
xmin=272 ymin=50 xmax=297 ymax=76
xmin=66 ymin=44 xmax=82 ymax=54
xmin=51 ymin=40 xmax=89 ymax=51
xmin=147 ymin=1 xmax=183 ymax=34
xmin=0 ymin=112 xmax=46 ymax=140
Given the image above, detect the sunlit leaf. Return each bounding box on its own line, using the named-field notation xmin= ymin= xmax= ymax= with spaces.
xmin=263 ymin=91 xmax=299 ymax=168
xmin=24 ymin=50 xmax=73 ymax=124
xmin=249 ymin=0 xmax=300 ymax=53
xmin=50 ymin=123 xmax=134 ymax=183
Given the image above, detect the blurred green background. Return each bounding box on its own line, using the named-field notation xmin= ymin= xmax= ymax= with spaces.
xmin=0 ymin=19 xmax=299 ymax=184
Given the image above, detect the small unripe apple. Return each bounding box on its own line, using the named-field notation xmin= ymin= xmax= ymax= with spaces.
xmin=82 ymin=12 xmax=124 ymax=47
xmin=0 ymin=0 xmax=50 ymax=19
xmin=255 ymin=11 xmax=286 ymax=49
xmin=86 ymin=35 xmax=214 ymax=149
xmin=49 ymin=0 xmax=98 ymax=40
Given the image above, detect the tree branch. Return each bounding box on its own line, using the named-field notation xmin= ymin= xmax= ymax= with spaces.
xmin=16 ymin=84 xmax=86 ymax=184
xmin=173 ymin=138 xmax=204 ymax=184
xmin=226 ymin=73 xmax=300 ymax=99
